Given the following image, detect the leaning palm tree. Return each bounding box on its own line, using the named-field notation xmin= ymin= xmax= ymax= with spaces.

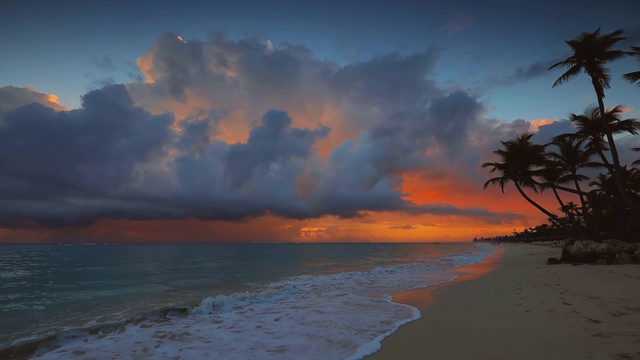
xmin=623 ymin=46 xmax=640 ymax=86
xmin=549 ymin=28 xmax=632 ymax=208
xmin=482 ymin=133 xmax=560 ymax=222
xmin=539 ymin=159 xmax=572 ymax=211
xmin=547 ymin=136 xmax=598 ymax=209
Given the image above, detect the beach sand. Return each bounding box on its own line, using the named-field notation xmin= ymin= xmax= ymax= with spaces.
xmin=367 ymin=244 xmax=640 ymax=360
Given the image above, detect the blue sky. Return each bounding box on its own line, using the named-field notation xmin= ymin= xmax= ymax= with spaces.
xmin=3 ymin=0 xmax=639 ymax=120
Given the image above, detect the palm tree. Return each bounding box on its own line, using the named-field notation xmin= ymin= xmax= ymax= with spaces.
xmin=633 ymin=147 xmax=640 ymax=166
xmin=538 ymin=159 xmax=586 ymax=236
xmin=549 ymin=28 xmax=632 ymax=208
xmin=558 ymin=105 xmax=640 ymax=170
xmin=547 ymin=136 xmax=597 ymax=211
xmin=589 ymin=167 xmax=640 ymax=239
xmin=623 ymin=46 xmax=640 ymax=86
xmin=546 ymin=136 xmax=601 ymax=238
xmin=482 ymin=133 xmax=560 ymax=222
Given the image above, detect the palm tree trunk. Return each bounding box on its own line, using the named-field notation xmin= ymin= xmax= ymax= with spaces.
xmin=593 ymin=82 xmax=640 ymax=217
xmin=572 ymin=174 xmax=587 ymax=210
xmin=595 ymin=92 xmax=622 ymax=176
xmin=573 ymin=176 xmax=598 ymax=240
xmin=552 ymin=187 xmax=585 ymax=239
xmin=514 ymin=182 xmax=560 ymax=223
xmin=594 ymin=147 xmax=612 ymax=170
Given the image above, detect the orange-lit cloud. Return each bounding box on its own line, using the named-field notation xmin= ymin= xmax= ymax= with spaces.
xmin=0 ymin=85 xmax=68 ymax=112
xmin=0 ymin=34 xmax=576 ymax=244
xmin=530 ymin=118 xmax=554 ymax=130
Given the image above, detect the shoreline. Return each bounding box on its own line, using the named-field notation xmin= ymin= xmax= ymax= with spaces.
xmin=390 ymin=246 xmax=506 ymax=310
xmin=367 ymin=244 xmax=640 ymax=360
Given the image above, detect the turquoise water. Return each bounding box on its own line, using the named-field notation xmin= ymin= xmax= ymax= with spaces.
xmin=0 ymin=242 xmax=496 ymax=359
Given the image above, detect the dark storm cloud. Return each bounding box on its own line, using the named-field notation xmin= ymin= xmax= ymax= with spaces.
xmin=407 ymin=203 xmax=524 ymax=224
xmin=0 ymin=34 xmax=526 ymax=228
xmin=426 ymin=90 xmax=483 ymax=156
xmin=492 ymin=118 xmax=534 ymax=139
xmin=138 ymin=33 xmax=213 ymax=101
xmin=223 ymin=109 xmax=330 ymax=189
xmin=236 ymin=42 xmax=309 ymax=96
xmin=330 ymin=50 xmax=440 ymax=105
xmin=0 ymin=85 xmax=174 ymax=225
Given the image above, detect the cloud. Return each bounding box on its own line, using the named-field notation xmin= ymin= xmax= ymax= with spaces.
xmin=0 ymin=33 xmax=534 ymax=231
xmin=426 ymin=90 xmax=484 ymax=158
xmin=532 ymin=119 xmax=575 ymax=144
xmin=329 ymin=50 xmax=440 ymax=106
xmin=0 ymin=86 xmax=67 ymax=113
xmin=484 ymin=58 xmax=561 ymax=89
xmin=223 ymin=109 xmax=330 ymax=190
xmin=0 ymin=84 xmax=174 ymax=226
xmin=388 ymin=224 xmax=417 ymax=230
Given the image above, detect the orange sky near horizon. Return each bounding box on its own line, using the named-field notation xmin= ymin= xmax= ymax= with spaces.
xmin=0 ymin=31 xmax=599 ymax=244
xmin=0 ymin=82 xmax=564 ymax=244
xmin=0 ymin=81 xmax=570 ymax=244
xmin=0 ymin=176 xmax=557 ymax=244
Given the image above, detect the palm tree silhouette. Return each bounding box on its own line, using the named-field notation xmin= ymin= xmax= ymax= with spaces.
xmin=560 ymin=105 xmax=640 ymax=170
xmin=482 ymin=133 xmax=559 ymax=222
xmin=538 ymin=159 xmax=570 ymax=211
xmin=546 ymin=136 xmax=602 ymax=238
xmin=549 ymin=28 xmax=633 ymax=209
xmin=623 ymin=46 xmax=640 ymax=86
xmin=547 ymin=137 xmax=596 ymax=203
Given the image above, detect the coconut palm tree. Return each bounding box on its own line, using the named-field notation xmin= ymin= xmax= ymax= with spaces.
xmin=558 ymin=105 xmax=640 ymax=174
xmin=547 ymin=136 xmax=597 ymax=210
xmin=590 ymin=167 xmax=640 ymax=239
xmin=546 ymin=136 xmax=601 ymax=238
xmin=549 ymin=28 xmax=632 ymax=208
xmin=482 ymin=133 xmax=560 ymax=222
xmin=538 ymin=159 xmax=586 ymax=236
xmin=623 ymin=46 xmax=640 ymax=86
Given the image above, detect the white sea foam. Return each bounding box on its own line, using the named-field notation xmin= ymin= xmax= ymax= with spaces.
xmin=30 ymin=245 xmax=497 ymax=360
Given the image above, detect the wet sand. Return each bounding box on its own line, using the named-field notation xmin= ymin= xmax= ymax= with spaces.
xmin=367 ymin=244 xmax=640 ymax=360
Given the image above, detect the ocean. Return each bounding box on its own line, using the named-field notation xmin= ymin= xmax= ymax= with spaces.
xmin=0 ymin=242 xmax=496 ymax=359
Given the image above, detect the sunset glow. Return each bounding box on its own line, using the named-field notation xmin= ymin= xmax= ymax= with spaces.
xmin=1 ymin=1 xmax=639 ymax=244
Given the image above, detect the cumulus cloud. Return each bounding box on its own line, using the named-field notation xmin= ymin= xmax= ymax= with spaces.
xmin=0 ymin=33 xmax=531 ymax=229
xmin=0 ymin=86 xmax=67 ymax=113
xmin=0 ymin=85 xmax=174 ymax=225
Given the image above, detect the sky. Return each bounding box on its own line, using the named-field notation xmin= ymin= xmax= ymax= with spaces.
xmin=1 ymin=0 xmax=640 ymax=243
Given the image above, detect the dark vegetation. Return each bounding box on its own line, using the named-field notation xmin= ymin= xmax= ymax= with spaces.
xmin=479 ymin=28 xmax=640 ymax=246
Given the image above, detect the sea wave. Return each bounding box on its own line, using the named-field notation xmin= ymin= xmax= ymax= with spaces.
xmin=2 ymin=244 xmax=497 ymax=360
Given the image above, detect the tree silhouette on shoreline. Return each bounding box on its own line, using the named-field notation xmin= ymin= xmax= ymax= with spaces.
xmin=483 ymin=28 xmax=640 ymax=242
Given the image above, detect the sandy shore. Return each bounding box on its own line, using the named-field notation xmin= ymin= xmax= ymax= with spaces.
xmin=367 ymin=244 xmax=640 ymax=360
